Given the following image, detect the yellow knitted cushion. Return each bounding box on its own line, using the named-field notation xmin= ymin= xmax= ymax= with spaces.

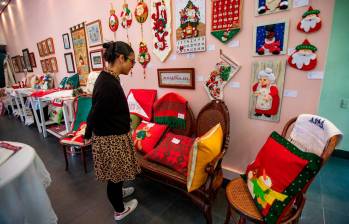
xmin=187 ymin=123 xmax=223 ymax=192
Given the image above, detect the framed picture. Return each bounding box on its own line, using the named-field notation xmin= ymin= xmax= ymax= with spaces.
xmin=15 ymin=56 xmax=23 ymax=72
xmin=85 ymin=19 xmax=103 ymax=47
xmin=64 ymin=53 xmax=75 ymax=73
xmin=62 ymin=33 xmax=71 ymax=49
xmin=37 ymin=42 xmax=44 ymax=57
xmin=22 ymin=49 xmax=33 ymax=72
xmin=253 ymin=20 xmax=289 ymax=56
xmin=11 ymin=57 xmax=19 ymax=73
xmin=70 ymin=22 xmax=90 ymax=85
xmin=42 ymin=40 xmax=49 ymax=56
xmin=29 ymin=52 xmax=37 ymax=68
xmin=45 ymin=58 xmax=53 ymax=73
xmin=255 ymin=0 xmax=290 ymax=16
xmin=175 ymin=0 xmax=206 ymax=54
xmin=20 ymin=56 xmax=26 ymax=69
xmin=157 ymin=68 xmax=195 ymax=89
xmin=46 ymin=37 xmax=55 ymax=54
xmin=40 ymin=60 xmax=48 ymax=73
xmin=89 ymin=49 xmax=104 ymax=71
xmin=50 ymin=57 xmax=58 ymax=73
xmin=248 ymin=59 xmax=286 ymax=122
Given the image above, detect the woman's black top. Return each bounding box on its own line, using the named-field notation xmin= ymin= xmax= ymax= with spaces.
xmin=84 ymin=71 xmax=130 ymax=139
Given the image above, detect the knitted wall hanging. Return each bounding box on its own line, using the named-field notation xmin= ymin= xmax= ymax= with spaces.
xmin=297 ymin=6 xmax=321 ymax=33
xmin=120 ymin=2 xmax=133 ymax=44
xmin=175 ymin=0 xmax=206 ymax=54
xmin=288 ymin=39 xmax=317 ymax=71
xmin=109 ymin=4 xmax=119 ymax=40
xmin=204 ymin=50 xmax=240 ymax=100
xmin=211 ymin=0 xmax=243 ymax=44
xmin=135 ymin=0 xmax=151 ymax=78
xmin=151 ymin=0 xmax=172 ymax=62
xmin=255 ymin=0 xmax=289 ymax=16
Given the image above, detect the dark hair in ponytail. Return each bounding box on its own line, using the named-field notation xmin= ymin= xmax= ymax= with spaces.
xmin=103 ymin=41 xmax=134 ymax=64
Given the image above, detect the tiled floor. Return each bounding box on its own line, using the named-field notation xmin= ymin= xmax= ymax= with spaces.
xmin=1 ymin=116 xmax=349 ymax=223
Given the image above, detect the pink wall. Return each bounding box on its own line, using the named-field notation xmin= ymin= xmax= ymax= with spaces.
xmin=0 ymin=0 xmax=335 ymax=175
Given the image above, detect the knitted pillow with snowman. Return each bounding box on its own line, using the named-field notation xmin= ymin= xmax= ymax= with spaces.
xmin=244 ymin=131 xmax=322 ymax=224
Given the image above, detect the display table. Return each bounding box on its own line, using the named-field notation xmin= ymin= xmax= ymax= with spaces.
xmin=0 ymin=142 xmax=57 ymax=224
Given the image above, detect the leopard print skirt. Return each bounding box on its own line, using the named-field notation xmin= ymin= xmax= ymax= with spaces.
xmin=92 ymin=133 xmax=141 ymax=183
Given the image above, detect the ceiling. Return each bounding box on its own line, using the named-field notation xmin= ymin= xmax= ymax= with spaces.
xmin=0 ymin=0 xmax=10 ymax=15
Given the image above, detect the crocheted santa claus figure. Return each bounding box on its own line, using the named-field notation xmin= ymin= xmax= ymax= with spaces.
xmin=288 ymin=39 xmax=317 ymax=71
xmin=297 ymin=6 xmax=321 ymax=33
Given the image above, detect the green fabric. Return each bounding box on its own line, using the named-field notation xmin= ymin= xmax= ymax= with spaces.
xmin=296 ymin=44 xmax=317 ymax=52
xmin=59 ymin=77 xmax=68 ymax=88
xmin=72 ymin=96 xmax=92 ymax=131
xmin=130 ymin=114 xmax=141 ymax=130
xmin=303 ymin=9 xmax=320 ymax=18
xmin=211 ymin=28 xmax=240 ymax=44
xmin=67 ymin=74 xmax=80 ymax=89
xmin=154 ymin=116 xmax=186 ymax=129
xmin=220 ymin=66 xmax=232 ymax=81
xmin=137 ymin=130 xmax=147 ymax=139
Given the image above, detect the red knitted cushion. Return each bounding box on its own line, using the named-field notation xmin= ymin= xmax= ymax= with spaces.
xmin=145 ymin=132 xmax=195 ymax=176
xmin=132 ymin=121 xmax=168 ymax=154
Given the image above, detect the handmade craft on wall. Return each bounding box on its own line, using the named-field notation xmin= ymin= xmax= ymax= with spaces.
xmin=253 ymin=20 xmax=289 ymax=56
xmin=204 ymin=50 xmax=240 ymax=100
xmin=255 ymin=0 xmax=289 ymax=16
xmin=249 ymin=60 xmax=286 ymax=122
xmin=135 ymin=0 xmax=151 ymax=78
xmin=176 ymin=0 xmax=206 ymax=54
xmin=109 ymin=4 xmax=119 ymax=40
xmin=120 ymin=2 xmax=133 ymax=43
xmin=288 ymin=39 xmax=317 ymax=71
xmin=297 ymin=6 xmax=321 ymax=33
xmin=211 ymin=0 xmax=243 ymax=43
xmin=70 ymin=22 xmax=90 ymax=85
xmin=85 ymin=20 xmax=103 ymax=47
xmin=151 ymin=0 xmax=172 ymax=62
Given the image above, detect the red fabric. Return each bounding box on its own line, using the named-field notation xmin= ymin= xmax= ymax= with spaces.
xmin=60 ymin=122 xmax=87 ymax=146
xmin=288 ymin=55 xmax=317 ymax=71
xmin=145 ymin=132 xmax=195 ymax=176
xmin=132 ymin=121 xmax=168 ymax=154
xmin=127 ymin=89 xmax=157 ymax=121
xmin=297 ymin=20 xmax=322 ymax=33
xmin=153 ymin=92 xmax=187 ymax=120
xmin=252 ymin=84 xmax=280 ymax=115
xmin=30 ymin=89 xmax=60 ymax=98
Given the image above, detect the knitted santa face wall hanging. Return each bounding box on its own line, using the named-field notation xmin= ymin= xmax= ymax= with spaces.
xmin=288 ymin=39 xmax=318 ymax=71
xmin=109 ymin=6 xmax=119 ymax=32
xmin=297 ymin=6 xmax=322 ymax=33
xmin=135 ymin=0 xmax=148 ymax=23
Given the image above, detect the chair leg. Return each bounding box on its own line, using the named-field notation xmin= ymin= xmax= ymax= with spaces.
xmin=224 ymin=205 xmax=232 ymax=224
xmin=81 ymin=147 xmax=87 ymax=173
xmin=203 ymin=205 xmax=213 ymax=224
xmin=238 ymin=216 xmax=246 ymax=224
xmin=63 ymin=145 xmax=69 ymax=171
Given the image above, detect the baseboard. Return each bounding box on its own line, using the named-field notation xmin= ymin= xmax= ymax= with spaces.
xmin=333 ymin=149 xmax=349 ymax=159
xmin=222 ymin=166 xmax=242 ymax=188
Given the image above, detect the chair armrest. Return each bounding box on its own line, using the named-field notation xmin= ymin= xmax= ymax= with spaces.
xmin=205 ymin=150 xmax=226 ymax=174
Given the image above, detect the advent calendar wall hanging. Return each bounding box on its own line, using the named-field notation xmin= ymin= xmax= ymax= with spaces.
xmin=109 ymin=4 xmax=119 ymax=40
xmin=253 ymin=20 xmax=289 ymax=56
xmin=288 ymin=39 xmax=317 ymax=71
xmin=204 ymin=50 xmax=240 ymax=100
xmin=297 ymin=6 xmax=321 ymax=33
xmin=120 ymin=2 xmax=133 ymax=43
xmin=211 ymin=0 xmax=243 ymax=44
xmin=135 ymin=0 xmax=151 ymax=78
xmin=151 ymin=0 xmax=172 ymax=62
xmin=255 ymin=0 xmax=289 ymax=16
xmin=175 ymin=0 xmax=206 ymax=54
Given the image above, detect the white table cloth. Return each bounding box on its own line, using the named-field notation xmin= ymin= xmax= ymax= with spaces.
xmin=0 ymin=142 xmax=57 ymax=224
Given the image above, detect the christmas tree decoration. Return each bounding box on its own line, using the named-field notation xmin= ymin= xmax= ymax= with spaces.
xmin=204 ymin=50 xmax=240 ymax=100
xmin=137 ymin=42 xmax=151 ymax=78
xmin=288 ymin=39 xmax=318 ymax=71
xmin=297 ymin=6 xmax=322 ymax=33
xmin=211 ymin=0 xmax=243 ymax=44
xmin=120 ymin=3 xmax=133 ymax=29
xmin=256 ymin=0 xmax=289 ymax=16
xmin=151 ymin=0 xmax=172 ymax=62
xmin=176 ymin=0 xmax=206 ymax=54
xmin=135 ymin=0 xmax=148 ymax=23
xmin=253 ymin=20 xmax=289 ymax=56
xmin=109 ymin=4 xmax=119 ymax=33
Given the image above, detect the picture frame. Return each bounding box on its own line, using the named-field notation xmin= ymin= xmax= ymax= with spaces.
xmin=29 ymin=52 xmax=37 ymax=68
xmin=42 ymin=40 xmax=49 ymax=56
xmin=20 ymin=56 xmax=26 ymax=70
xmin=22 ymin=49 xmax=33 ymax=72
xmin=62 ymin=33 xmax=71 ymax=49
xmin=46 ymin=37 xmax=55 ymax=54
xmin=255 ymin=0 xmax=291 ymax=17
xmin=50 ymin=57 xmax=58 ymax=73
xmin=15 ymin=56 xmax=24 ymax=72
xmin=85 ymin=19 xmax=103 ymax=47
xmin=89 ymin=49 xmax=104 ymax=71
xmin=248 ymin=59 xmax=286 ymax=122
xmin=37 ymin=42 xmax=44 ymax=57
xmin=45 ymin=58 xmax=53 ymax=73
xmin=253 ymin=19 xmax=289 ymax=56
xmin=157 ymin=68 xmax=195 ymax=89
xmin=64 ymin=53 xmax=75 ymax=73
xmin=40 ymin=59 xmax=48 ymax=73
xmin=11 ymin=56 xmax=19 ymax=73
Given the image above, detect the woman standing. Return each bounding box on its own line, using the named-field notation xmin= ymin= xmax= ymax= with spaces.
xmin=84 ymin=41 xmax=141 ymax=221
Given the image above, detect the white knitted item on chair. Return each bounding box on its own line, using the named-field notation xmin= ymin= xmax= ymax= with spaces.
xmin=289 ymin=114 xmax=342 ymax=156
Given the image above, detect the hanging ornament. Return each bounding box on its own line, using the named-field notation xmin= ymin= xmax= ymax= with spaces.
xmin=297 ymin=6 xmax=322 ymax=33
xmin=151 ymin=0 xmax=172 ymax=62
xmin=109 ymin=4 xmax=119 ymax=33
xmin=288 ymin=39 xmax=318 ymax=71
xmin=135 ymin=0 xmax=148 ymax=23
xmin=137 ymin=42 xmax=151 ymax=78
xmin=120 ymin=3 xmax=133 ymax=29
xmin=211 ymin=0 xmax=243 ymax=44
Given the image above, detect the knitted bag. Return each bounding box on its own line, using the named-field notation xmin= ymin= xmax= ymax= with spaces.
xmin=153 ymin=93 xmax=187 ymax=129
